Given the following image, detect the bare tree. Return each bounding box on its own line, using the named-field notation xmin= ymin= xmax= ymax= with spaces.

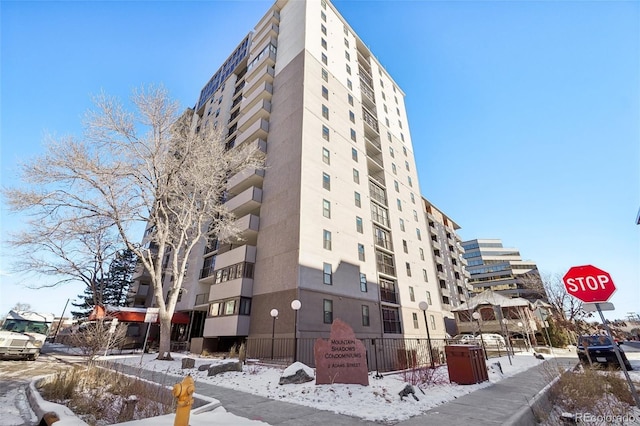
xmin=4 ymin=86 xmax=263 ymax=360
xmin=72 ymin=320 xmax=127 ymax=365
xmin=7 ymin=214 xmax=118 ymax=308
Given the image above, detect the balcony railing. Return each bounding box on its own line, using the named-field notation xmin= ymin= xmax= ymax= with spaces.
xmin=195 ymin=292 xmax=209 ymax=305
xmin=380 ymin=289 xmax=398 ymax=304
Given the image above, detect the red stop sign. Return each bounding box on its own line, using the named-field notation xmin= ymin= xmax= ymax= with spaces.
xmin=562 ymin=265 xmax=616 ymax=303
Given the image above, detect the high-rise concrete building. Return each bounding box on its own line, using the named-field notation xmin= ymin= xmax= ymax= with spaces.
xmin=461 ymin=238 xmax=543 ymax=300
xmin=423 ymin=198 xmax=472 ymax=336
xmin=130 ymin=0 xmax=446 ymax=352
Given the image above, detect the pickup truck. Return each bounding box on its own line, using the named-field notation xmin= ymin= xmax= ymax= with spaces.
xmin=0 ymin=310 xmax=55 ymax=360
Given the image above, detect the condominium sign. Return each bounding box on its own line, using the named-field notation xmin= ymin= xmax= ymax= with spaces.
xmin=314 ymin=319 xmax=369 ymax=386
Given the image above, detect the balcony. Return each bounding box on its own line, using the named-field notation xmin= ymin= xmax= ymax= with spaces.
xmin=243 ymin=81 xmax=273 ymax=111
xmin=222 ymin=214 xmax=260 ymax=246
xmin=224 ymin=186 xmax=262 ymax=217
xmin=215 ymin=245 xmax=257 ymax=270
xmin=366 ymin=152 xmax=384 ymax=173
xmin=227 ymin=167 xmax=265 ymax=197
xmin=360 ymin=83 xmax=376 ymax=110
xmin=365 ymin=136 xmax=381 ymax=152
xmin=236 ymin=118 xmax=269 ymax=147
xmin=204 ymin=314 xmax=251 ymax=337
xmin=362 ymin=107 xmax=379 ymax=134
xmin=254 ymin=9 xmax=280 ymax=36
xmin=252 ymin=21 xmax=279 ymax=49
xmin=238 ymin=99 xmax=271 ymax=133
xmin=246 ymin=47 xmax=277 ymax=83
xmin=380 ymin=289 xmax=398 ymax=304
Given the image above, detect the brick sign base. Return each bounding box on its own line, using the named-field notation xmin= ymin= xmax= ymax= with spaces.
xmin=314 ymin=319 xmax=369 ymax=386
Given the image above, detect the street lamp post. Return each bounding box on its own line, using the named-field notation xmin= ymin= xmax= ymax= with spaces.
xmin=472 ymin=312 xmax=488 ymax=360
xmin=53 ymin=298 xmax=71 ymax=343
xmin=270 ymin=309 xmax=278 ymax=360
xmin=418 ymin=301 xmax=435 ymax=368
xmin=517 ymin=321 xmax=532 ymax=351
xmin=290 ymin=300 xmax=301 ymax=362
xmin=501 ymin=318 xmax=513 ymax=365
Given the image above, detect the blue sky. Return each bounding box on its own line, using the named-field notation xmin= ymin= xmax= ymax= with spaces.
xmin=1 ymin=1 xmax=638 ymax=321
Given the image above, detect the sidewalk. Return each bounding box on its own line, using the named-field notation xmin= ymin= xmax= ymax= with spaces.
xmin=112 ymin=356 xmax=577 ymax=425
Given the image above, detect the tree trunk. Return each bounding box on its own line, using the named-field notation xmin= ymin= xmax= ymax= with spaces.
xmin=156 ymin=314 xmax=173 ymax=360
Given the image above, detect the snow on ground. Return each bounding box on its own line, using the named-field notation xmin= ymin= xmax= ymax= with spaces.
xmin=108 ymin=349 xmax=554 ymax=423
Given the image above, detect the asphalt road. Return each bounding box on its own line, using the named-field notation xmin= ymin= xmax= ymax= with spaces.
xmin=0 ymin=345 xmax=81 ymax=426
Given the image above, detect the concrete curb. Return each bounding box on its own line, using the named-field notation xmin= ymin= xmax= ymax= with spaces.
xmin=27 ymin=375 xmax=89 ymax=426
xmin=502 ymin=360 xmax=576 ymax=426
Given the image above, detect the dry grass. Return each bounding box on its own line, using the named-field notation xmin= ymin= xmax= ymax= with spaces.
xmin=546 ymin=366 xmax=635 ymax=420
xmin=38 ymin=365 xmax=175 ymax=425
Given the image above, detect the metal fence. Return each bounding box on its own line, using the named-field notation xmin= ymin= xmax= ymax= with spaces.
xmin=247 ymin=337 xmax=450 ymax=373
xmin=246 ymin=337 xmax=530 ymax=373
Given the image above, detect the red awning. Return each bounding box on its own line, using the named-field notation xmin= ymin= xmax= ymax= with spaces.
xmin=89 ymin=306 xmax=190 ymax=324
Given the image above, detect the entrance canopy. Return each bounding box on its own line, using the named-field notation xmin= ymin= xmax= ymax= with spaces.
xmin=89 ymin=305 xmax=189 ymax=324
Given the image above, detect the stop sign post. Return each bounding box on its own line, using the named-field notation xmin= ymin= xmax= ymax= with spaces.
xmin=563 ymin=265 xmax=640 ymax=408
xmin=562 ymin=264 xmax=616 ymax=303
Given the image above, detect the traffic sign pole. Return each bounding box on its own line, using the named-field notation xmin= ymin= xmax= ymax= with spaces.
xmin=595 ymin=303 xmax=640 ymax=408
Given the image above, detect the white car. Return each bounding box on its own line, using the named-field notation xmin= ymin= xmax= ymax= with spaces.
xmin=475 ymin=333 xmax=506 ymax=348
xmin=452 ymin=334 xmax=477 ymax=344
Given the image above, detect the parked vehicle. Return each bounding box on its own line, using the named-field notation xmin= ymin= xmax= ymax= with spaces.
xmin=452 ymin=334 xmax=477 ymax=344
xmin=475 ymin=333 xmax=506 ymax=348
xmin=577 ymin=335 xmax=632 ymax=370
xmin=0 ymin=310 xmax=54 ymax=360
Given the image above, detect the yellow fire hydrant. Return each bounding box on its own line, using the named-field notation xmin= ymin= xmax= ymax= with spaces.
xmin=172 ymin=375 xmax=195 ymax=426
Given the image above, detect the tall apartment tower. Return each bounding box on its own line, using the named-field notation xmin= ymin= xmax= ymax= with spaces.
xmin=132 ymin=0 xmax=445 ymax=351
xmin=461 ymin=238 xmax=544 ymax=301
xmin=423 ymin=198 xmax=472 ymax=336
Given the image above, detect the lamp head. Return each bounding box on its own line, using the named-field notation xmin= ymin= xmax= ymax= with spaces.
xmin=418 ymin=301 xmax=428 ymax=311
xmin=290 ymin=300 xmax=301 ymax=311
xmin=270 ymin=309 xmax=279 ymax=318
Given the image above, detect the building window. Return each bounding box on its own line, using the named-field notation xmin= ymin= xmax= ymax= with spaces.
xmin=389 ymin=147 xmax=394 ymax=157
xmin=322 ymin=104 xmax=329 ymax=119
xmin=381 ymin=92 xmax=386 ymax=100
xmin=430 ymin=315 xmax=436 ymax=329
xmin=346 ymin=64 xmax=351 ymax=75
xmin=408 ymin=176 xmax=413 ymax=187
xmin=394 ymin=181 xmax=399 ymax=192
xmin=405 ymin=161 xmax=410 ymax=172
xmin=362 ymin=305 xmax=370 ymax=326
xmin=323 ymin=199 xmax=331 ymax=218
xmin=423 ymin=269 xmax=428 ymax=282
xmin=397 ymin=199 xmax=402 ymax=211
xmin=350 ymin=129 xmax=357 ymax=142
xmin=323 ymin=299 xmax=333 ymax=324
xmin=360 ymin=273 xmax=368 ymax=292
xmin=322 ymin=86 xmax=329 ymax=100
xmin=403 ymin=146 xmax=407 ymax=156
xmin=401 ymin=133 xmax=405 ymax=142
xmin=392 ymin=164 xmax=397 ymax=174
xmin=322 ymin=68 xmax=328 ymax=82
xmin=348 ymin=94 xmax=354 ymax=106
xmin=347 ymin=79 xmax=352 ymax=90
xmin=351 ymin=147 xmax=358 ymax=161
xmin=356 ymin=216 xmax=363 ymax=233
xmin=322 ymin=125 xmax=330 ymax=141
xmin=416 ymin=228 xmax=422 ymax=240
xmin=358 ymin=243 xmax=365 ymax=261
xmin=353 ymin=168 xmax=360 ymax=184
xmin=323 ymin=229 xmax=332 ymax=250
xmin=345 ymin=51 xmax=350 ymax=61
xmin=321 ymin=38 xmax=327 ymax=49
xmin=426 ymin=291 xmax=432 ymax=305
xmin=412 ymin=312 xmax=419 ymax=329
xmin=399 ymin=120 xmax=403 ymax=129
xmin=323 ymin=263 xmax=332 ymax=285
xmin=382 ymin=306 xmax=402 ymax=334
xmin=402 ymin=240 xmax=408 ymax=253
xmin=406 ymin=262 xmax=411 ymax=277
xmin=354 ymin=191 xmax=361 ymax=207
xmin=349 ymin=111 xmax=355 ymax=123
xmin=419 ymin=248 xmax=425 ymax=261
xmin=322 ymin=172 xmax=330 ymax=190
xmin=413 ymin=210 xmax=418 ymax=221
xmin=323 ymin=147 xmax=330 ymax=165
xmin=321 ymin=11 xmax=326 ymax=21
xmin=322 ymin=53 xmax=327 ymax=65
xmin=399 ymin=218 xmax=405 ymax=231
xmin=344 ymin=38 xmax=349 ymax=47
xmin=410 ymin=193 xmax=415 ymax=204
xmin=321 ymin=24 xmax=327 ymax=35
xmin=321 ymin=0 xmax=327 ymax=8
xmin=409 ymin=286 xmax=415 ymax=302
xmin=385 ymin=118 xmax=390 ymax=127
